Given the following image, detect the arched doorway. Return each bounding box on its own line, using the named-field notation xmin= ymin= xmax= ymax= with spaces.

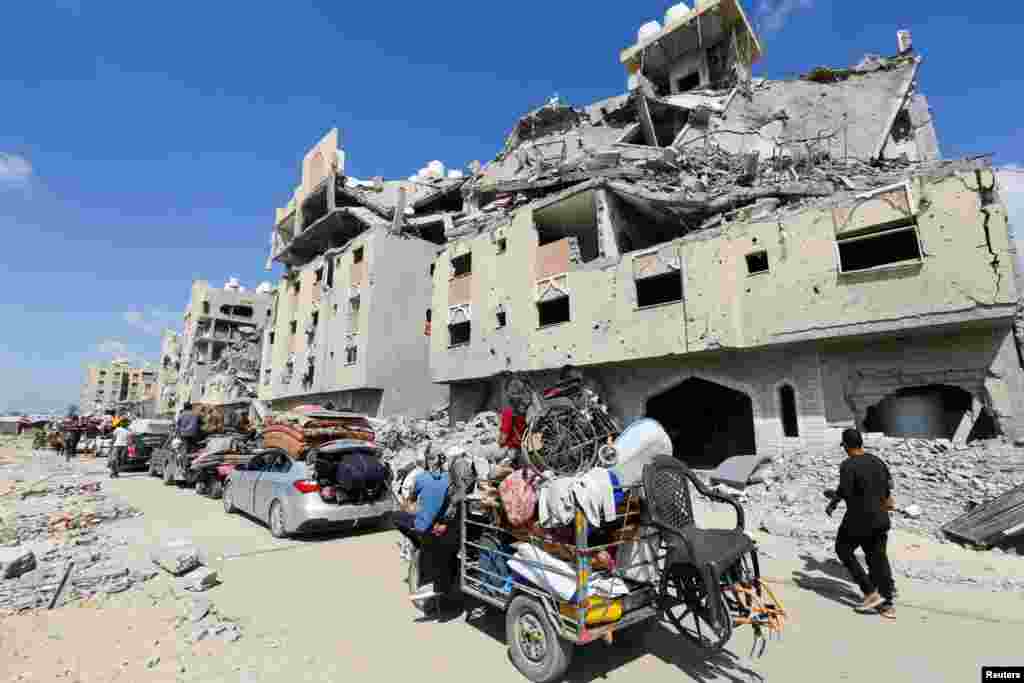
xmin=863 ymin=384 xmax=997 ymax=441
xmin=646 ymin=377 xmax=756 ymax=469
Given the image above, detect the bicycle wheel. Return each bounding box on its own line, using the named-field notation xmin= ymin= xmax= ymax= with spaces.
xmin=661 ymin=564 xmax=733 ymax=651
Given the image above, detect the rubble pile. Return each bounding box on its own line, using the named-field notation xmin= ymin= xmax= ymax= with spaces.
xmin=749 ymin=436 xmax=1024 ymax=543
xmin=379 ymin=408 xmax=501 ymax=471
xmin=0 ymin=455 xmax=153 ymax=612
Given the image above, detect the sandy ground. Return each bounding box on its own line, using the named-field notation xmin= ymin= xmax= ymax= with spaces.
xmin=3 ymin=448 xmax=1024 ymax=682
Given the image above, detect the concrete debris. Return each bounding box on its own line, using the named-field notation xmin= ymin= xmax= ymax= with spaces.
xmin=0 ymin=547 xmax=37 ymax=580
xmin=748 ymin=435 xmax=1024 ymax=550
xmin=0 ymin=453 xmax=154 ymax=611
xmin=151 ymin=539 xmax=201 ymax=576
xmin=180 ymin=567 xmax=219 ymax=592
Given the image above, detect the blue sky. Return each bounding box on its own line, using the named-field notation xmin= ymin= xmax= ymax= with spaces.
xmin=2 ymin=0 xmax=1023 ymax=413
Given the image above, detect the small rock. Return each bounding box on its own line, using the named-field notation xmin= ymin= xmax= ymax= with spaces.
xmin=190 ymin=596 xmax=211 ymax=622
xmin=0 ymin=548 xmax=37 ymax=580
xmin=151 ymin=539 xmax=201 ymax=576
xmin=146 ymin=656 xmax=160 ymax=669
xmin=902 ymin=504 xmax=923 ymax=519
xmin=181 ymin=567 xmax=219 ymax=592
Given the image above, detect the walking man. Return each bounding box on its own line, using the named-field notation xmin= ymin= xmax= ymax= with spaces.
xmin=110 ymin=420 xmax=131 ymax=479
xmin=827 ymin=428 xmax=896 ymax=619
xmin=392 ymin=449 xmax=451 ymax=603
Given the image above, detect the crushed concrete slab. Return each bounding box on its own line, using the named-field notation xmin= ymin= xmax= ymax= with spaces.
xmin=150 ymin=539 xmax=201 ymax=576
xmin=709 ymin=455 xmax=772 ymax=489
xmin=180 ymin=567 xmax=219 ymax=592
xmin=0 ymin=548 xmax=37 ymax=580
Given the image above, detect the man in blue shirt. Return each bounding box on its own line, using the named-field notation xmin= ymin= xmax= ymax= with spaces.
xmin=392 ymin=450 xmax=450 ymax=603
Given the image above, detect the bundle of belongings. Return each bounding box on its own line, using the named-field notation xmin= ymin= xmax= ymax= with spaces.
xmin=439 ymin=418 xmax=672 ymax=624
xmin=313 ymin=444 xmax=391 ymax=505
xmin=262 ymin=405 xmax=375 ymax=459
xmin=195 ymin=403 xmax=251 ymax=436
xmin=189 ymin=435 xmax=255 ymax=470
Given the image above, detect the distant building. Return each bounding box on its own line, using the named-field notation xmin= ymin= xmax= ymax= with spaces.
xmin=80 ymin=359 xmax=157 ymax=415
xmin=175 ymin=279 xmax=273 ymax=408
xmin=155 ymin=330 xmax=182 ymax=417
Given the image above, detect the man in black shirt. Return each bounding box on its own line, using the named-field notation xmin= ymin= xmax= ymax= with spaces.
xmin=827 ymin=428 xmax=896 ymax=619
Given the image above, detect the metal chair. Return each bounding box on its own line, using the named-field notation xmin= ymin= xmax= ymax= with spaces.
xmin=642 ymin=455 xmax=759 ymax=650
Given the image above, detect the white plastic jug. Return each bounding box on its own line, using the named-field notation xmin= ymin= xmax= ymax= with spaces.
xmin=610 ymin=418 xmax=673 ymax=488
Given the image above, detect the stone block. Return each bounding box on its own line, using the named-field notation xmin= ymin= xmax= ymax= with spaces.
xmin=0 ymin=547 xmax=37 ymax=580
xmin=181 ymin=567 xmax=219 ymax=592
xmin=151 ymin=539 xmax=201 ymax=576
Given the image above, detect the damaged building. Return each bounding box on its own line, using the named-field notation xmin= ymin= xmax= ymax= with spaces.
xmin=175 ymin=278 xmax=273 ymax=409
xmin=427 ymin=1 xmax=1024 ymax=468
xmin=261 ymin=129 xmax=450 ymax=416
xmin=155 ymin=330 xmax=182 ymax=417
xmin=80 ymin=359 xmax=158 ymax=416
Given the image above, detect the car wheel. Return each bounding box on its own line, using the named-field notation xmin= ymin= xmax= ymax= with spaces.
xmin=223 ymin=482 xmax=237 ymax=514
xmin=162 ymin=463 xmax=174 ymax=486
xmin=195 ymin=476 xmax=208 ymax=497
xmin=507 ymin=594 xmax=574 ymax=683
xmin=269 ymin=500 xmax=289 ymax=539
xmin=210 ymin=478 xmax=224 ymax=499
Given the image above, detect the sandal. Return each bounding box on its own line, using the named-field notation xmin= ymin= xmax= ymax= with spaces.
xmin=878 ymin=605 xmax=896 ymax=620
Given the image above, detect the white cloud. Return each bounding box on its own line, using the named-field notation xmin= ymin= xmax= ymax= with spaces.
xmin=123 ymin=307 xmax=179 ymax=336
xmin=0 ymin=153 xmax=32 ymax=186
xmin=96 ymin=339 xmax=131 ymax=356
xmin=757 ymin=0 xmax=814 ymax=35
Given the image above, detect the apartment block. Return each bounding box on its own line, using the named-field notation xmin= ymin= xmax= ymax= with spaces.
xmin=155 ymin=330 xmax=182 ymax=417
xmin=176 ymin=279 xmax=273 ymax=409
xmin=80 ymin=359 xmax=158 ymax=415
xmin=261 ymin=129 xmax=451 ymax=417
xmin=427 ymin=3 xmax=1024 ymax=468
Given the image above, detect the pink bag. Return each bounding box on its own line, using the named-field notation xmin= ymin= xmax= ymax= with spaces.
xmin=499 ymin=469 xmax=540 ymax=527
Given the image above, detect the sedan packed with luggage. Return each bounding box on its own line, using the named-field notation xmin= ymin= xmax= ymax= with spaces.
xmin=223 ymin=442 xmax=393 ymax=538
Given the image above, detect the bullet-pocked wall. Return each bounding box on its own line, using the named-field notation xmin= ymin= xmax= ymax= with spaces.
xmin=432 ymin=166 xmax=1024 ymax=452
xmin=266 ymin=225 xmax=447 ymax=418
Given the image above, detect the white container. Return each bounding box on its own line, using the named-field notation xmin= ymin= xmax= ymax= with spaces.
xmin=627 ymin=74 xmax=640 ymax=91
xmin=665 ymin=3 xmax=691 ymax=25
xmin=447 ymin=170 xmax=464 ymax=179
xmin=638 ymin=20 xmax=662 ymax=42
xmin=610 ymin=418 xmax=673 ymax=488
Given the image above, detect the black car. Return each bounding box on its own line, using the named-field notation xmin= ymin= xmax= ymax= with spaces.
xmin=124 ymin=419 xmax=174 ymax=471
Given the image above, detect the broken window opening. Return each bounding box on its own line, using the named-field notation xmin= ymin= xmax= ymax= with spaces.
xmin=429 ymin=263 xmax=436 ymax=278
xmin=451 ymin=253 xmax=472 ymax=277
xmin=837 ymin=222 xmax=921 ymax=273
xmin=345 ymin=346 xmax=358 ymax=365
xmin=636 ymin=272 xmax=683 ymax=308
xmin=863 ymin=385 xmax=997 ymax=441
xmin=891 ymin=108 xmax=913 ymax=144
xmin=746 ymin=250 xmax=769 ymax=275
xmin=353 ymin=247 xmax=364 ymax=264
xmin=202 ymin=301 xmax=210 ymax=315
xmin=676 ymin=72 xmax=701 ymax=93
xmin=538 ymin=296 xmax=571 ymax=327
xmin=302 ymin=187 xmax=329 ymax=231
xmin=417 ymin=221 xmax=446 ymax=245
xmin=608 ymin=192 xmax=682 ymax=252
xmin=647 ymin=377 xmax=756 ymax=469
xmin=289 ymin=321 xmax=297 ymax=335
xmin=425 ymin=309 xmax=432 ymax=323
xmin=325 ymin=258 xmax=334 ymax=288
xmin=496 ymin=310 xmax=507 ymax=329
xmin=311 ymin=311 xmax=319 ymax=328
xmin=234 ymin=306 xmax=253 ymax=318
xmin=534 ymin=190 xmax=600 ymax=262
xmin=448 ymin=321 xmax=471 ymax=347
xmin=779 ymin=384 xmax=799 ymax=437
xmin=314 ymin=268 xmax=323 ymax=284
xmin=497 ymin=237 xmax=507 ymax=254
xmin=417 ymin=190 xmax=464 ymax=215
xmin=269 ymin=332 xmax=275 ymax=345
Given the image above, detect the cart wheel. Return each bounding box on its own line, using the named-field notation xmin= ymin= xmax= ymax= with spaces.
xmin=162 ymin=463 xmax=174 ymax=486
xmin=661 ymin=565 xmax=733 ymax=651
xmin=507 ymin=595 xmax=573 ymax=683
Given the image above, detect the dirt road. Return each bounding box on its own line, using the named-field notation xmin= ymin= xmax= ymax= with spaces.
xmin=4 ymin=454 xmax=1024 ymax=682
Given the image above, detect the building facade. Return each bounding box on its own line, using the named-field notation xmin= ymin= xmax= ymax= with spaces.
xmin=261 ymin=129 xmax=452 ymax=417
xmin=80 ymin=359 xmax=158 ymax=415
xmin=175 ymin=279 xmax=273 ymax=409
xmin=155 ymin=330 xmax=182 ymax=417
xmin=427 ymin=4 xmax=1024 ymax=467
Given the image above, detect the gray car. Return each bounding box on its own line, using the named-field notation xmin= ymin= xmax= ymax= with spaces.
xmin=222 ymin=446 xmax=393 ymax=538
